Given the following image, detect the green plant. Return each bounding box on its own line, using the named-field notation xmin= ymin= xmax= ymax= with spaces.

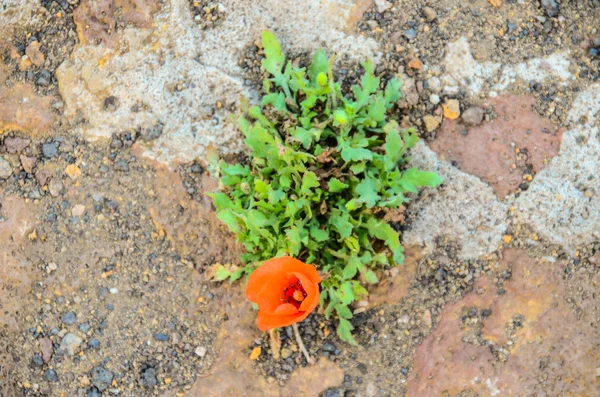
xmin=210 ymin=31 xmax=442 ymax=344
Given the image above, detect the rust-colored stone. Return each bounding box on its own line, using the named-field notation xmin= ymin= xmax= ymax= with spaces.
xmin=73 ymin=0 xmax=117 ymax=47
xmin=25 ymin=41 xmax=44 ymax=67
xmin=0 ymin=193 xmax=38 ymax=331
xmin=368 ymin=246 xmax=422 ymax=307
xmin=74 ymin=0 xmax=160 ymax=47
xmin=0 ymin=64 xmax=55 ymax=134
xmin=429 ymin=95 xmax=563 ymax=197
xmin=407 ymin=249 xmax=599 ymax=396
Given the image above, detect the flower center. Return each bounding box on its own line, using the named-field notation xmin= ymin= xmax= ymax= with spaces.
xmin=282 ymin=278 xmax=307 ymax=309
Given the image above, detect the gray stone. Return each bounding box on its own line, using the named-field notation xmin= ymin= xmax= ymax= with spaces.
xmin=60 ymin=333 xmax=83 ymax=356
xmin=61 ymin=312 xmax=77 ymax=325
xmin=404 ymin=28 xmax=417 ymax=40
xmin=44 ymin=369 xmax=59 ymax=382
xmin=0 ymin=156 xmax=12 ymax=179
xmin=143 ymin=367 xmax=157 ymax=388
xmin=42 ymin=143 xmax=57 ymax=158
xmin=462 ymin=107 xmax=485 ymax=126
xmin=541 ymin=0 xmax=559 ymax=17
xmin=91 ymin=366 xmax=113 ymax=391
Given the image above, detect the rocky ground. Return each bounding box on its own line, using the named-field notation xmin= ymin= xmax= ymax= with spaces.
xmin=1 ymin=0 xmax=599 ymax=396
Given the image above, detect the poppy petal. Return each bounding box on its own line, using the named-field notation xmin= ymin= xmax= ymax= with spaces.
xmin=293 ymin=272 xmax=319 ymax=312
xmin=274 ymin=303 xmax=299 ymax=316
xmin=257 ymin=310 xmax=301 ymax=331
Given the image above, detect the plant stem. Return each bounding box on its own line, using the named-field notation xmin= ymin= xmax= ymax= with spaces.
xmin=292 ymin=323 xmax=314 ymax=365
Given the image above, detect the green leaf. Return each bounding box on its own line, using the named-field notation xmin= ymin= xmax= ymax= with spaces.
xmin=246 ymin=210 xmax=273 ymax=228
xmin=340 ymin=146 xmax=373 ymax=162
xmin=367 ymin=95 xmax=387 ymax=123
xmin=384 ymin=127 xmax=402 ymax=167
xmin=343 ymin=257 xmax=362 ymax=279
xmin=337 ymin=318 xmax=358 ymax=346
xmin=214 ymin=266 xmax=231 ymax=282
xmin=210 ymin=192 xmax=234 ymax=210
xmin=262 ymin=92 xmax=286 ymax=111
xmin=222 ymin=163 xmax=250 ymax=176
xmin=291 ymin=127 xmax=320 ymax=149
xmin=330 ymin=210 xmax=353 ymax=239
xmin=308 ymin=49 xmax=329 ymax=83
xmin=255 ymin=179 xmax=269 ymax=194
xmin=328 ymin=178 xmax=348 ymax=193
xmin=339 ymin=282 xmax=355 ymax=305
xmin=384 ymin=78 xmax=403 ymax=106
xmin=335 ymin=304 xmax=353 ymax=319
xmin=365 ymin=270 xmax=378 ymax=284
xmin=301 ymin=171 xmax=321 ymax=194
xmin=216 ymin=209 xmax=240 ymax=233
xmin=310 ymin=225 xmax=329 ymax=242
xmin=356 ymin=177 xmax=381 ymax=208
xmin=261 ymin=30 xmax=285 ymax=75
xmin=400 ymin=168 xmax=443 ymax=193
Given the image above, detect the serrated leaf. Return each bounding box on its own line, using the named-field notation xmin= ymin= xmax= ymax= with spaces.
xmin=339 ymin=282 xmax=355 ymax=305
xmin=246 ymin=210 xmax=273 ymax=228
xmin=222 ymin=163 xmax=250 ymax=176
xmin=340 ymin=146 xmax=373 ymax=162
xmin=210 ymin=192 xmax=234 ymax=210
xmin=291 ymin=127 xmax=320 ymax=149
xmin=384 ymin=127 xmax=402 ymax=167
xmin=335 ymin=304 xmax=353 ymax=319
xmin=217 ymin=209 xmax=240 ymax=233
xmin=342 ymin=257 xmax=362 ymax=279
xmin=365 ymin=270 xmax=378 ymax=284
xmin=262 ymin=92 xmax=287 ymax=111
xmin=261 ymin=30 xmax=285 ymax=76
xmin=328 ymin=178 xmax=348 ymax=193
xmin=384 ymin=78 xmax=403 ymax=106
xmin=301 ymin=171 xmax=320 ymax=193
xmin=310 ymin=225 xmax=329 ymax=242
xmin=337 ymin=318 xmax=358 ymax=346
xmin=400 ymin=168 xmax=443 ymax=193
xmin=356 ymin=177 xmax=381 ymax=208
xmin=367 ymin=95 xmax=387 ymax=123
xmin=330 ymin=210 xmax=353 ymax=239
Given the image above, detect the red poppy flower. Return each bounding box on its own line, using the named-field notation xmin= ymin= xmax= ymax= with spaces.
xmin=246 ymin=256 xmax=321 ymax=331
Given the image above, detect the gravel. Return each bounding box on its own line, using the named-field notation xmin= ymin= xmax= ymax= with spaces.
xmin=60 ymin=333 xmax=83 ymax=356
xmin=42 ymin=142 xmax=58 ymax=158
xmin=91 ymin=366 xmax=113 ymax=391
xmin=0 ymin=156 xmax=12 ymax=179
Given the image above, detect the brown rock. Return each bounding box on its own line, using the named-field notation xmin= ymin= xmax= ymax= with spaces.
xmin=461 ymin=106 xmax=484 ymax=126
xmin=589 ymin=251 xmax=600 ymax=265
xmin=423 ymin=6 xmax=437 ymax=21
xmin=4 ymin=137 xmax=31 ymax=153
xmin=423 ymin=115 xmax=440 ymax=132
xmin=25 ymin=41 xmax=44 ymax=67
xmin=407 ymin=248 xmax=599 ymax=396
xmin=39 ymin=337 xmax=53 ymax=363
xmin=428 ymin=95 xmax=563 ymax=197
xmin=408 ymin=58 xmax=423 ymax=70
xmin=489 ymin=0 xmax=502 ymax=6
xmin=74 ymin=0 xmax=160 ymax=47
xmin=73 ymin=0 xmax=117 ymax=47
xmin=20 ymin=154 xmax=37 ymax=173
xmin=35 ymin=169 xmax=51 ymax=186
xmin=0 ymin=64 xmax=55 ymax=134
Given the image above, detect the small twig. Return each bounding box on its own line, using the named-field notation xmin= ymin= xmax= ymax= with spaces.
xmin=292 ymin=323 xmax=314 ymax=365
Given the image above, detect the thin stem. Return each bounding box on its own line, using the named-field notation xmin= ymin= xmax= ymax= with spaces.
xmin=292 ymin=323 xmax=314 ymax=365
